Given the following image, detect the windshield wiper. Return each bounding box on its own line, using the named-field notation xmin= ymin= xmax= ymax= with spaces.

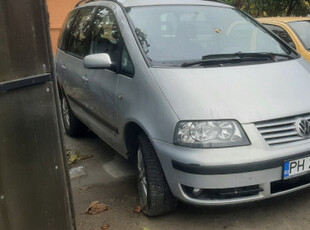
xmin=181 ymin=52 xmax=293 ymax=67
xmin=203 ymin=52 xmax=293 ymax=60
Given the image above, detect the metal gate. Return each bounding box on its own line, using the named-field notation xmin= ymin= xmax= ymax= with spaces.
xmin=0 ymin=0 xmax=75 ymax=229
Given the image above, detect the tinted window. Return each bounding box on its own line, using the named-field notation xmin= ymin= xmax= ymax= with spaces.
xmin=264 ymin=24 xmax=295 ymax=49
xmin=88 ymin=8 xmax=121 ymax=60
xmin=88 ymin=7 xmax=134 ymax=75
xmin=67 ymin=7 xmax=97 ymax=57
xmin=58 ymin=10 xmax=77 ymax=51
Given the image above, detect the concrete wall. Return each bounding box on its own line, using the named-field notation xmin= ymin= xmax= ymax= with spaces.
xmin=47 ymin=0 xmax=80 ymax=53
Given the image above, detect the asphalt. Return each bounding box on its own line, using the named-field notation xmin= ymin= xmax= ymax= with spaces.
xmin=65 ymin=133 xmax=310 ymax=230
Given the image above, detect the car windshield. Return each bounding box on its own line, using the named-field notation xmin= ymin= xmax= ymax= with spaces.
xmin=289 ymin=20 xmax=310 ymax=50
xmin=127 ymin=6 xmax=293 ymax=66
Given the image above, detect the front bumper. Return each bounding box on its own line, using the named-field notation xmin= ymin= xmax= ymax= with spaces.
xmin=151 ymin=124 xmax=310 ymax=206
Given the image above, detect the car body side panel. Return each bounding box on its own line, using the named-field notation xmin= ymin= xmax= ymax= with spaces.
xmin=109 ymin=1 xmax=180 ymax=145
xmin=86 ymin=68 xmax=119 ymax=132
xmin=59 ymin=53 xmax=91 ymax=112
xmin=56 ymin=2 xmax=180 ymax=155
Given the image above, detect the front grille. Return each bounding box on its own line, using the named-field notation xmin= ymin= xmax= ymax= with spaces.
xmin=255 ymin=113 xmax=310 ymax=146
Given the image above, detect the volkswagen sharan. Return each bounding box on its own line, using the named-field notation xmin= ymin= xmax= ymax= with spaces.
xmin=56 ymin=0 xmax=310 ymax=216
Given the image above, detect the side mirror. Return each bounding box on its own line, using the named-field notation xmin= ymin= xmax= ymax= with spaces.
xmin=83 ymin=53 xmax=112 ymax=69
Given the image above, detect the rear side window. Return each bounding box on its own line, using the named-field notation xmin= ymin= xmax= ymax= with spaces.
xmin=67 ymin=7 xmax=97 ymax=58
xmin=58 ymin=10 xmax=77 ymax=51
xmin=264 ymin=24 xmax=296 ymax=49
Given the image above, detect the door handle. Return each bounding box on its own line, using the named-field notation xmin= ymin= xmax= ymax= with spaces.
xmin=82 ymin=76 xmax=88 ymax=85
xmin=61 ymin=65 xmax=66 ymax=71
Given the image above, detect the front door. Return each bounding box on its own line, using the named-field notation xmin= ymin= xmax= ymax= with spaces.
xmin=84 ymin=7 xmax=123 ymax=135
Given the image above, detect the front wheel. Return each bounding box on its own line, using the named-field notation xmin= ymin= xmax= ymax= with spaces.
xmin=137 ymin=133 xmax=177 ymax=216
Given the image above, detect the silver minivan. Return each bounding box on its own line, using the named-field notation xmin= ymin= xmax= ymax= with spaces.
xmin=56 ymin=0 xmax=310 ymax=216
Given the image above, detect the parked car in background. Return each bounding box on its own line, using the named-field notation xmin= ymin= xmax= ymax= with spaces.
xmin=56 ymin=0 xmax=310 ymax=216
xmin=258 ymin=17 xmax=310 ymax=62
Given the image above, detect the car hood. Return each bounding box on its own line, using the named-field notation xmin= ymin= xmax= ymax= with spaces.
xmin=150 ymin=58 xmax=310 ymax=123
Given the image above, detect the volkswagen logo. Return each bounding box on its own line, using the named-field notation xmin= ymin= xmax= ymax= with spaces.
xmin=296 ymin=119 xmax=310 ymax=137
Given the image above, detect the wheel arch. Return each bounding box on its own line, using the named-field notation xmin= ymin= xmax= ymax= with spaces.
xmin=123 ymin=121 xmax=149 ymax=164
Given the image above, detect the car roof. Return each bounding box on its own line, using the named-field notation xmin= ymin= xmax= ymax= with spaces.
xmin=257 ymin=17 xmax=310 ymax=24
xmin=79 ymin=0 xmax=232 ymax=8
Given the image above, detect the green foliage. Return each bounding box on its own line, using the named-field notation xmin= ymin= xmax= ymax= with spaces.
xmin=221 ymin=0 xmax=310 ymax=17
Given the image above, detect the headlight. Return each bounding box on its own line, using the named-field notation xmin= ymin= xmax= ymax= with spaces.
xmin=174 ymin=120 xmax=250 ymax=148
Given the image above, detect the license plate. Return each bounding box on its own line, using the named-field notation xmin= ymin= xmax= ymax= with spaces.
xmin=284 ymin=156 xmax=310 ymax=179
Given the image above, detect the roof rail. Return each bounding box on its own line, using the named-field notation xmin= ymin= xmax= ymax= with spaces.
xmin=75 ymin=0 xmax=98 ymax=7
xmin=75 ymin=0 xmax=224 ymax=8
xmin=75 ymin=0 xmax=120 ymax=7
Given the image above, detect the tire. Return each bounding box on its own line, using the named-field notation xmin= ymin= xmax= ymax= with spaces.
xmin=137 ymin=133 xmax=177 ymax=216
xmin=60 ymin=94 xmax=87 ymax=137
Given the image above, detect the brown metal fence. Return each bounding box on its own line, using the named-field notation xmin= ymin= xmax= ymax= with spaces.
xmin=0 ymin=0 xmax=75 ymax=229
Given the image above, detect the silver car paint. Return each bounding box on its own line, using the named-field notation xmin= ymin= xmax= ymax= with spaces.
xmin=57 ymin=1 xmax=180 ymax=155
xmin=56 ymin=0 xmax=310 ymax=205
xmin=151 ymin=57 xmax=310 ymax=124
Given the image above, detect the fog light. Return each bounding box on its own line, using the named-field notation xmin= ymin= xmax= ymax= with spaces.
xmin=192 ymin=188 xmax=203 ymax=197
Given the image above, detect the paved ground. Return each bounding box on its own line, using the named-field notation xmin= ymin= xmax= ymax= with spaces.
xmin=65 ymin=133 xmax=310 ymax=230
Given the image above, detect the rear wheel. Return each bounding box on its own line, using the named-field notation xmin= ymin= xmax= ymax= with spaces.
xmin=137 ymin=133 xmax=177 ymax=216
xmin=61 ymin=95 xmax=87 ymax=136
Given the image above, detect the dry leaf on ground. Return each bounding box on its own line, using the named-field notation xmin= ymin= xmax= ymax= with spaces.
xmin=68 ymin=154 xmax=78 ymax=165
xmin=78 ymin=153 xmax=94 ymax=161
xmin=134 ymin=205 xmax=142 ymax=213
xmin=68 ymin=152 xmax=94 ymax=165
xmin=85 ymin=201 xmax=110 ymax=215
xmin=101 ymin=224 xmax=110 ymax=229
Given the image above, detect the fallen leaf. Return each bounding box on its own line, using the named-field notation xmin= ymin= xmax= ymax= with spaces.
xmin=67 ymin=152 xmax=94 ymax=165
xmin=85 ymin=201 xmax=110 ymax=215
xmin=78 ymin=153 xmax=94 ymax=161
xmin=101 ymin=224 xmax=110 ymax=229
xmin=68 ymin=154 xmax=78 ymax=165
xmin=142 ymin=228 xmax=150 ymax=230
xmin=134 ymin=205 xmax=142 ymax=213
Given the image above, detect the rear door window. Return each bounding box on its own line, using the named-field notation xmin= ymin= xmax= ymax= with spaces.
xmin=67 ymin=7 xmax=97 ymax=58
xmin=58 ymin=9 xmax=78 ymax=51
